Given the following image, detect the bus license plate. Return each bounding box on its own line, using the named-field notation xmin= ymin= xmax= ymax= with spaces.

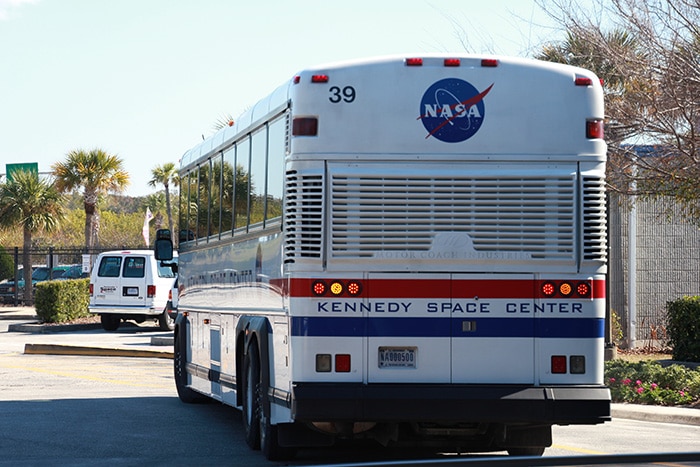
xmin=378 ymin=347 xmax=416 ymax=368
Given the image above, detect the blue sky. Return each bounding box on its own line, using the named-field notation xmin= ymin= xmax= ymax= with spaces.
xmin=0 ymin=0 xmax=556 ymax=196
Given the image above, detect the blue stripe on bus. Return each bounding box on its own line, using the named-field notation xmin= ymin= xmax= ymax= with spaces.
xmin=290 ymin=317 xmax=604 ymax=339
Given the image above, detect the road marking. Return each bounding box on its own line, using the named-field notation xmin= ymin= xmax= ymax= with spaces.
xmin=551 ymin=444 xmax=606 ymax=455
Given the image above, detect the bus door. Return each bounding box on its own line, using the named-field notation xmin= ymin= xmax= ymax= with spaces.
xmin=366 ymin=274 xmax=452 ymax=383
xmin=451 ymin=274 xmax=536 ymax=384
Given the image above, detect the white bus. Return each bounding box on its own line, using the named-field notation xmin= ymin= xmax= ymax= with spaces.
xmin=154 ymin=54 xmax=610 ymax=460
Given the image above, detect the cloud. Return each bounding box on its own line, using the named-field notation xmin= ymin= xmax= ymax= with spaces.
xmin=0 ymin=0 xmax=38 ymax=20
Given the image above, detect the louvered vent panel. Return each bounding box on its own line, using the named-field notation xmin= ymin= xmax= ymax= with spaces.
xmin=331 ymin=174 xmax=576 ymax=260
xmin=284 ymin=171 xmax=323 ymax=263
xmin=582 ymin=175 xmax=607 ymax=262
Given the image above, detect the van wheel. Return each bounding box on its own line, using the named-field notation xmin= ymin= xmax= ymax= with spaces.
xmin=100 ymin=314 xmax=120 ymax=332
xmin=158 ymin=311 xmax=175 ymax=331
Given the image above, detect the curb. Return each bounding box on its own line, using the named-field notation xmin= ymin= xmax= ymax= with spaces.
xmin=9 ymin=322 xmax=102 ymax=333
xmin=612 ymin=403 xmax=700 ymax=426
xmin=24 ymin=343 xmax=173 ymax=359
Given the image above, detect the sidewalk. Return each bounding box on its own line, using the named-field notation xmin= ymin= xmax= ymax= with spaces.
xmin=2 ymin=306 xmax=699 ymax=426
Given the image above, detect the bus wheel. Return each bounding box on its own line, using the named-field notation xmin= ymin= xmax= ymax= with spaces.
xmin=100 ymin=314 xmax=120 ymax=332
xmin=260 ymin=400 xmax=297 ymax=460
xmin=507 ymin=446 xmax=545 ymax=457
xmin=173 ymin=328 xmax=207 ymax=404
xmin=158 ymin=310 xmax=175 ymax=331
xmin=242 ymin=344 xmax=261 ymax=450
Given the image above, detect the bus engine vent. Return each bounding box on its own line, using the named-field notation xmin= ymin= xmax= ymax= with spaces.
xmin=284 ymin=171 xmax=323 ymax=262
xmin=581 ymin=175 xmax=607 ymax=262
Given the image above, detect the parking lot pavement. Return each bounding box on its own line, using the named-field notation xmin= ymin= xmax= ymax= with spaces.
xmin=2 ymin=305 xmax=699 ymax=426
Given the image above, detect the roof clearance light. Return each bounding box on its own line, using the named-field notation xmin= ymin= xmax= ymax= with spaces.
xmin=586 ymin=119 xmax=604 ymax=139
xmin=542 ymin=282 xmax=556 ymax=297
xmin=311 ymin=74 xmax=329 ymax=83
xmin=347 ymin=281 xmax=362 ymax=296
xmin=575 ymin=75 xmax=593 ymax=86
xmin=444 ymin=58 xmax=461 ymax=67
xmin=330 ymin=281 xmax=344 ymax=296
xmin=312 ymin=280 xmax=327 ymax=296
xmin=293 ymin=75 xmax=301 ymax=84
xmin=481 ymin=58 xmax=498 ymax=67
xmin=292 ymin=117 xmax=318 ymax=136
xmin=405 ymin=57 xmax=423 ymax=66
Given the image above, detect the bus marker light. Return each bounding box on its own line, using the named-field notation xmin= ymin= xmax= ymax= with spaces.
xmin=347 ymin=281 xmax=362 ymax=296
xmin=293 ymin=75 xmax=301 ymax=84
xmin=570 ymin=355 xmax=586 ymax=374
xmin=292 ymin=117 xmax=318 ymax=136
xmin=586 ymin=119 xmax=604 ymax=139
xmin=575 ymin=75 xmax=593 ymax=86
xmin=311 ymin=74 xmax=329 ymax=83
xmin=444 ymin=58 xmax=460 ymax=67
xmin=335 ymin=354 xmax=351 ymax=372
xmin=330 ymin=281 xmax=344 ymax=295
xmin=481 ymin=58 xmax=498 ymax=67
xmin=405 ymin=57 xmax=423 ymax=66
xmin=312 ymin=280 xmax=327 ymax=296
xmin=559 ymin=282 xmax=573 ymax=297
xmin=316 ymin=354 xmax=332 ymax=372
xmin=541 ymin=282 xmax=556 ymax=297
xmin=551 ymin=355 xmax=567 ymax=374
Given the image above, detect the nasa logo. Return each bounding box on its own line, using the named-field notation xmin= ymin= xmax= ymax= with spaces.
xmin=418 ymin=78 xmax=494 ymax=143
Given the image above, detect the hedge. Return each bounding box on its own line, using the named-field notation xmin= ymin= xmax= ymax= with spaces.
xmin=35 ymin=278 xmax=91 ymax=323
xmin=666 ymin=296 xmax=700 ymax=362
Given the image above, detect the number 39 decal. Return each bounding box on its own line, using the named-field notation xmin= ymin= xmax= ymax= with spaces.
xmin=329 ymin=86 xmax=356 ymax=103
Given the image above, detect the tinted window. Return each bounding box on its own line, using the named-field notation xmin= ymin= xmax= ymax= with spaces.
xmin=123 ymin=257 xmax=146 ymax=278
xmin=97 ymin=257 xmax=122 ymax=277
xmin=32 ymin=268 xmax=51 ymax=281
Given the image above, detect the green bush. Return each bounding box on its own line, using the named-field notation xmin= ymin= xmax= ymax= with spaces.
xmin=667 ymin=296 xmax=700 ymax=362
xmin=35 ymin=278 xmax=91 ymax=323
xmin=606 ymin=359 xmax=700 ymax=406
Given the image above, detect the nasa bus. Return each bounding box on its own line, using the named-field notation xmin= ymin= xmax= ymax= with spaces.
xmin=154 ymin=54 xmax=610 ymax=460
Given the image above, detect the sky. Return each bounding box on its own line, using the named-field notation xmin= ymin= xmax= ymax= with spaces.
xmin=0 ymin=0 xmax=557 ymax=197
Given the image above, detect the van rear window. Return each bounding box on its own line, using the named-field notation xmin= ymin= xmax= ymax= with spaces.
xmin=123 ymin=257 xmax=146 ymax=278
xmin=97 ymin=257 xmax=122 ymax=277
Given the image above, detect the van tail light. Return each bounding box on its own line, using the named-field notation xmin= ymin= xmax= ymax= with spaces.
xmin=147 ymin=285 xmax=156 ymax=298
xmin=89 ymin=283 xmax=94 ymax=296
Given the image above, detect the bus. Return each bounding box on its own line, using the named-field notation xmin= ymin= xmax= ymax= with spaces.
xmin=154 ymin=54 xmax=610 ymax=460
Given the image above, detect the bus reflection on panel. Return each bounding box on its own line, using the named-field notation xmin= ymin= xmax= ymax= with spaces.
xmin=154 ymin=54 xmax=610 ymax=461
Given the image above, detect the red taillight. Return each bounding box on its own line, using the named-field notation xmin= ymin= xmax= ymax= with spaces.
xmin=311 ymin=74 xmax=329 ymax=83
xmin=481 ymin=58 xmax=498 ymax=67
xmin=147 ymin=285 xmax=156 ymax=298
xmin=586 ymin=119 xmax=604 ymax=139
xmin=292 ymin=117 xmax=318 ymax=136
xmin=577 ymin=282 xmax=591 ymax=297
xmin=541 ymin=282 xmax=556 ymax=297
xmin=405 ymin=57 xmax=423 ymax=66
xmin=293 ymin=75 xmax=301 ymax=84
xmin=312 ymin=281 xmax=327 ymax=296
xmin=444 ymin=58 xmax=460 ymax=67
xmin=551 ymin=356 xmax=567 ymax=374
xmin=89 ymin=283 xmax=93 ymax=296
xmin=335 ymin=354 xmax=351 ymax=372
xmin=347 ymin=281 xmax=362 ymax=296
xmin=575 ymin=75 xmax=593 ymax=86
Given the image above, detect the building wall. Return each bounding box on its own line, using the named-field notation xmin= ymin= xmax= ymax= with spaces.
xmin=608 ymin=194 xmax=700 ymax=347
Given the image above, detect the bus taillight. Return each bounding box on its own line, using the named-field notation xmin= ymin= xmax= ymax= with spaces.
xmin=312 ymin=281 xmax=327 ymax=296
xmin=293 ymin=117 xmax=318 ymax=136
xmin=541 ymin=282 xmax=556 ymax=297
xmin=551 ymin=356 xmax=567 ymax=374
xmin=347 ymin=281 xmax=362 ymax=296
xmin=335 ymin=354 xmax=351 ymax=372
xmin=312 ymin=279 xmax=363 ymax=297
xmin=577 ymin=282 xmax=591 ymax=297
xmin=540 ymin=280 xmax=592 ymax=298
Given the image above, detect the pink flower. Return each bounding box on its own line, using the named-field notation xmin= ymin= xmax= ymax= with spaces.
xmin=650 ymin=383 xmax=658 ymax=390
xmin=680 ymin=391 xmax=686 ymax=397
xmin=636 ymin=380 xmax=643 ymax=386
xmin=609 ymin=378 xmax=616 ymax=383
xmin=636 ymin=387 xmax=644 ymax=394
xmin=622 ymin=378 xmax=631 ymax=385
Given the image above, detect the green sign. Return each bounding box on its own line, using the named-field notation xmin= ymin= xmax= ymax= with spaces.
xmin=6 ymin=163 xmax=39 ymax=182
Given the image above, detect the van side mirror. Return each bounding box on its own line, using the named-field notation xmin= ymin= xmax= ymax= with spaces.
xmin=154 ymin=229 xmax=173 ymax=261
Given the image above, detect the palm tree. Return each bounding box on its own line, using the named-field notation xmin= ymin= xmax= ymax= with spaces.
xmin=148 ymin=162 xmax=179 ymax=241
xmin=0 ymin=170 xmax=65 ymax=304
xmin=52 ymin=148 xmax=130 ymax=250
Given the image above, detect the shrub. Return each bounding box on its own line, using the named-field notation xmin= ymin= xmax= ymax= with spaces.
xmin=35 ymin=278 xmax=90 ymax=323
xmin=605 ymin=359 xmax=700 ymax=406
xmin=666 ymin=297 xmax=700 ymax=362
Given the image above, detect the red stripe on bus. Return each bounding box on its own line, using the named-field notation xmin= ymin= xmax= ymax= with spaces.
xmin=289 ymin=278 xmax=606 ymax=299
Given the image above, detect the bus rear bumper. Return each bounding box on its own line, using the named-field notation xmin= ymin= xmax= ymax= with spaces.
xmin=291 ymin=383 xmax=611 ymax=425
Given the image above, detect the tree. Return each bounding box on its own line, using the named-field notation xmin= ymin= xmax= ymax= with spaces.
xmin=52 ymin=148 xmax=130 ymax=249
xmin=536 ymin=0 xmax=700 ymax=221
xmin=0 ymin=170 xmax=65 ymax=303
xmin=148 ymin=163 xmax=179 ymax=240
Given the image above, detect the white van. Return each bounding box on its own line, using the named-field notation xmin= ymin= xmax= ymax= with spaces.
xmin=89 ymin=250 xmax=178 ymax=331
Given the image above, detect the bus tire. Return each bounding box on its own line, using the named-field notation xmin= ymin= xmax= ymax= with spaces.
xmin=173 ymin=327 xmax=207 ymax=404
xmin=260 ymin=399 xmax=297 ymax=460
xmin=507 ymin=446 xmax=545 ymax=457
xmin=242 ymin=343 xmax=261 ymax=450
xmin=158 ymin=310 xmax=175 ymax=331
xmin=100 ymin=314 xmax=120 ymax=332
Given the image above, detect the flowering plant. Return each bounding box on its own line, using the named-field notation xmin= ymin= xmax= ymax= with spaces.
xmin=605 ymin=360 xmax=700 ymax=406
